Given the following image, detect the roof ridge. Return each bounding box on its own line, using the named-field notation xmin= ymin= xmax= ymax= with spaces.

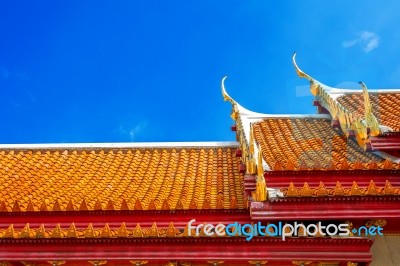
xmin=0 ymin=141 xmax=239 ymax=150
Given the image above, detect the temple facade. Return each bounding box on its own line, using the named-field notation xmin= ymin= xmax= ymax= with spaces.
xmin=0 ymin=55 xmax=399 ymax=265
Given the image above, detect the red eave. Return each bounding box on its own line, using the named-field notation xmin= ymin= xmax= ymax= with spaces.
xmin=250 ymin=196 xmax=400 ymax=220
xmin=370 ymin=133 xmax=400 ymax=151
xmin=0 ymin=237 xmax=373 ymax=263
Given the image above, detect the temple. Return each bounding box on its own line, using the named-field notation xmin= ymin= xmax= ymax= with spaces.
xmin=0 ymin=54 xmax=399 ymax=266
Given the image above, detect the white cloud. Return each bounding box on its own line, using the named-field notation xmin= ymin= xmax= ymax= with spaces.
xmin=118 ymin=122 xmax=147 ymax=141
xmin=342 ymin=31 xmax=380 ymax=53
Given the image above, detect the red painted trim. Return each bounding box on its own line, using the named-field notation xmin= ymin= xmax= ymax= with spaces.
xmin=251 ymin=196 xmax=400 ymax=220
xmin=0 ymin=237 xmax=373 ymax=262
xmin=370 ymin=134 xmax=400 ymax=151
xmin=263 ymin=170 xmax=400 ymax=188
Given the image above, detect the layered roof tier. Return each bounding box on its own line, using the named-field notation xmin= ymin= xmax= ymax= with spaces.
xmin=0 ymin=143 xmax=245 ymax=212
xmin=221 ymin=57 xmax=400 ymax=202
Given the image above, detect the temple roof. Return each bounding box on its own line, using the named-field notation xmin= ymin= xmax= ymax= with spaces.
xmin=253 ymin=117 xmax=397 ymax=171
xmin=293 ymin=53 xmax=400 ymax=152
xmin=0 ymin=142 xmax=245 ymax=212
xmin=336 ymin=91 xmax=400 ymax=131
xmin=221 ymin=77 xmax=399 ymax=173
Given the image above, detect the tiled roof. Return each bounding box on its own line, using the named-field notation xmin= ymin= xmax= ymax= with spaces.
xmin=0 ymin=146 xmax=245 ymax=212
xmin=336 ymin=92 xmax=400 ymax=132
xmin=252 ymin=117 xmax=398 ymax=170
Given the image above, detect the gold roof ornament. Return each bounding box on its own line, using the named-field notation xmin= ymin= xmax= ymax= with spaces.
xmin=301 ymin=182 xmax=313 ymax=197
xmin=292 ymin=53 xmax=319 ymax=96
xmin=101 ymin=223 xmax=111 ymax=238
xmin=221 ymin=76 xmax=235 ymax=105
xmin=117 ymin=222 xmax=128 ymax=238
xmin=254 ymin=143 xmax=267 ymax=201
xmin=359 ymin=82 xmax=381 ymax=136
xmin=20 ymin=223 xmax=31 ymax=238
xmin=84 ymin=223 xmax=95 ymax=238
xmin=66 ymin=223 xmax=77 ymax=238
xmin=287 ymin=183 xmax=299 ymax=197
xmin=221 ymin=76 xmax=240 ymax=122
xmin=292 ymin=53 xmax=384 ymax=150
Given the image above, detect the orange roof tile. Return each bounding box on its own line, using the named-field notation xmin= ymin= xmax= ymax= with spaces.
xmin=336 ymin=92 xmax=400 ymax=132
xmin=252 ymin=118 xmax=398 ymax=170
xmin=0 ymin=146 xmax=245 ymax=211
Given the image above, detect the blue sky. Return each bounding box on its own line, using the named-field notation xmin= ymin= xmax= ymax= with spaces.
xmin=1 ymin=1 xmax=399 ymax=143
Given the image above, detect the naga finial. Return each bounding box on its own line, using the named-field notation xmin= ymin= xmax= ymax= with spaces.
xmin=221 ymin=75 xmax=235 ymax=104
xmin=292 ymin=52 xmax=312 ymax=81
xmin=359 ymin=82 xmax=381 ymax=136
xmin=292 ymin=53 xmax=319 ymax=96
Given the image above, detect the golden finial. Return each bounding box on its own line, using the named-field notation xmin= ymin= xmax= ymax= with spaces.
xmin=101 ymin=223 xmax=111 ymax=238
xmin=67 ymin=223 xmax=77 ymax=238
xmin=384 ymin=180 xmax=396 ymax=195
xmin=52 ymin=224 xmax=62 ymax=238
xmin=36 ymin=224 xmax=46 ymax=238
xmin=255 ymin=143 xmax=267 ymax=201
xmin=117 ymin=222 xmax=128 ymax=238
xmin=20 ymin=223 xmax=31 ymax=238
xmin=301 ymin=182 xmax=313 ymax=196
xmin=292 ymin=53 xmax=312 ymax=81
xmin=166 ymin=222 xmax=177 ymax=237
xmin=351 ymin=181 xmax=362 ymax=196
xmin=221 ymin=76 xmax=235 ymax=104
xmin=84 ymin=223 xmax=95 ymax=238
xmin=359 ymin=82 xmax=380 ymax=136
xmin=317 ymin=181 xmax=329 ymax=196
xmin=366 ymin=180 xmax=378 ymax=195
xmin=133 ymin=224 xmax=143 ymax=238
xmin=287 ymin=182 xmax=299 ymax=197
xmin=4 ymin=224 xmax=15 ymax=238
xmin=148 ymin=222 xmax=159 ymax=237
xmin=333 ymin=181 xmax=345 ymax=196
